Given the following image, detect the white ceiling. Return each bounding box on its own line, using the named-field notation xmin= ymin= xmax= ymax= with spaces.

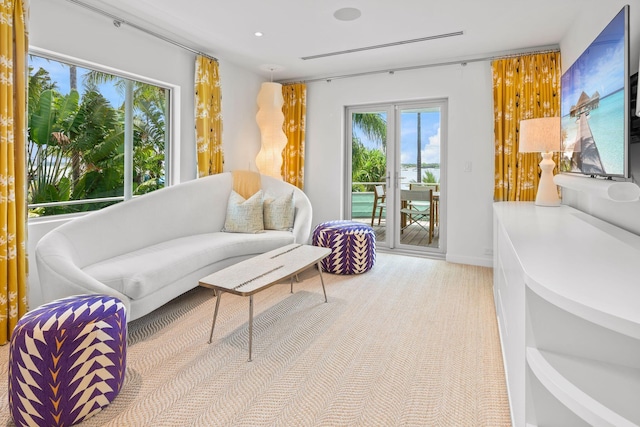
xmin=81 ymin=0 xmax=596 ymax=81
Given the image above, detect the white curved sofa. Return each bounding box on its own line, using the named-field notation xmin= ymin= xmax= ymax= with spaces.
xmin=35 ymin=172 xmax=312 ymax=321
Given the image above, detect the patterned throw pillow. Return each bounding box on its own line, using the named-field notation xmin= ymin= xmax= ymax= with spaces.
xmin=222 ymin=190 xmax=264 ymax=233
xmin=264 ymin=191 xmax=295 ymax=231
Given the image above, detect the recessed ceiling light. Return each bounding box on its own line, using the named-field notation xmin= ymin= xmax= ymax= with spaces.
xmin=254 ymin=31 xmax=264 ymax=37
xmin=334 ymin=7 xmax=361 ymax=22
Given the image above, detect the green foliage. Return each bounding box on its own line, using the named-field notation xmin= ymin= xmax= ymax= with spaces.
xmin=352 ymin=145 xmax=386 ymax=192
xmin=29 ymin=90 xmax=55 ymax=145
xmin=29 ymin=89 xmax=80 ymax=145
xmin=134 ymin=178 xmax=163 ymax=195
xmin=73 ymin=168 xmax=122 ymax=199
xmin=27 ymin=87 xmax=82 ymax=216
xmin=133 ymin=93 xmax=166 ymax=191
xmin=28 ymin=66 xmax=56 ymax=115
xmin=422 ymin=170 xmax=438 ymax=183
xmin=351 ymin=137 xmax=366 ymax=187
xmin=351 ymin=112 xmax=388 ymax=192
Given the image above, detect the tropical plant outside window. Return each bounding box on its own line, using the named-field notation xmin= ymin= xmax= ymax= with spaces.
xmin=27 ymin=54 xmax=169 ymax=217
xmin=352 ymin=113 xmax=387 ymax=192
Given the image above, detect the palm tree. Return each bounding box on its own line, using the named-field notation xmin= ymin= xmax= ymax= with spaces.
xmin=69 ymin=90 xmax=125 ymax=205
xmin=351 ymin=113 xmax=387 ymax=191
xmin=352 ymin=113 xmax=386 ymax=149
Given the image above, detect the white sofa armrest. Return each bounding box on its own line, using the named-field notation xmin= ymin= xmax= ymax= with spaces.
xmin=36 ymin=234 xmax=131 ymax=318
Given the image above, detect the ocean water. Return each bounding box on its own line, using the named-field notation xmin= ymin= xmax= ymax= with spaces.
xmin=561 ymin=90 xmax=625 ymax=175
xmin=400 ymin=167 xmax=440 ymax=188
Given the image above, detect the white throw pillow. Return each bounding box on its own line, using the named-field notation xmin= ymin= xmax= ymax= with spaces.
xmin=222 ymin=190 xmax=264 ymax=233
xmin=263 ymin=191 xmax=295 ymax=231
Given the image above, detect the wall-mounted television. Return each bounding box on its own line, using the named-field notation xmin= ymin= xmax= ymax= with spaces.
xmin=560 ymin=5 xmax=630 ymax=179
xmin=632 ymin=72 xmax=640 ymax=143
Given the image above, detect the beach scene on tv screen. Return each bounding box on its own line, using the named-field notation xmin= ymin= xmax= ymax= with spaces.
xmin=560 ymin=8 xmax=626 ymax=177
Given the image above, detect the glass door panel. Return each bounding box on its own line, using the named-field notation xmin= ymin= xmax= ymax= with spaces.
xmin=348 ymin=108 xmax=390 ymax=248
xmin=396 ymin=105 xmax=442 ymax=252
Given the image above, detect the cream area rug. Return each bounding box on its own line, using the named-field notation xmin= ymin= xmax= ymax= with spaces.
xmin=0 ymin=253 xmax=511 ymax=426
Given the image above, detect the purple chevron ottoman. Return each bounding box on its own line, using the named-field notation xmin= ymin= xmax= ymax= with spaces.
xmin=8 ymin=294 xmax=127 ymax=427
xmin=312 ymin=220 xmax=376 ymax=274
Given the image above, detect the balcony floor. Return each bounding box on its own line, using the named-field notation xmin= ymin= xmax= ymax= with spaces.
xmin=351 ymin=217 xmax=440 ymax=249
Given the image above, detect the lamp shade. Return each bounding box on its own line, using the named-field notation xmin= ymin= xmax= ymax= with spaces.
xmin=255 ymin=82 xmax=287 ymax=179
xmin=519 ymin=116 xmax=561 ymax=206
xmin=519 ymin=117 xmax=561 ymax=153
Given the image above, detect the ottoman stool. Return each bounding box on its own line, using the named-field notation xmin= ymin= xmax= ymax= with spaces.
xmin=9 ymin=294 xmax=127 ymax=427
xmin=312 ymin=220 xmax=376 ymax=274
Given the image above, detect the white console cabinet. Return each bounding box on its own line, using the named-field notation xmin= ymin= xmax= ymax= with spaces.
xmin=493 ymin=202 xmax=640 ymax=427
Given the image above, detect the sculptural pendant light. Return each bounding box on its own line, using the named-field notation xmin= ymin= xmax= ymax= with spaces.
xmin=255 ymin=82 xmax=287 ymax=179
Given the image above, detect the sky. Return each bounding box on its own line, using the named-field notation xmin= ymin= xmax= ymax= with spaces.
xmin=355 ymin=110 xmax=441 ymax=166
xmin=29 ymin=55 xmax=125 ymax=107
xmin=399 ymin=111 xmax=440 ymax=165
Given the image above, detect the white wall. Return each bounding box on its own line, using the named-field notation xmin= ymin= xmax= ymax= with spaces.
xmin=559 ymin=1 xmax=640 ymax=235
xmin=28 ymin=0 xmax=263 ymax=307
xmin=304 ymin=61 xmax=495 ymax=266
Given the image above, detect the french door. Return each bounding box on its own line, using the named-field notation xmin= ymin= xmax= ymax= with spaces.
xmin=346 ymin=100 xmax=446 ymax=256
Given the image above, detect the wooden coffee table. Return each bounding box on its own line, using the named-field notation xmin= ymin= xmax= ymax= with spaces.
xmin=198 ymin=243 xmax=331 ymax=361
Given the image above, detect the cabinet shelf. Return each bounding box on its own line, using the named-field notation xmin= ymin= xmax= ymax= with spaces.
xmin=526 ymin=347 xmax=640 ymax=427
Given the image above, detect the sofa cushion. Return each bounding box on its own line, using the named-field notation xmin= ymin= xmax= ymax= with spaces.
xmin=222 ymin=190 xmax=264 ymax=233
xmin=264 ymin=191 xmax=295 ymax=231
xmin=83 ymin=231 xmax=293 ymax=300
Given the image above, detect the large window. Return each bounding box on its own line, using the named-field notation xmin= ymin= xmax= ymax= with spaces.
xmin=27 ymin=52 xmax=170 ymax=217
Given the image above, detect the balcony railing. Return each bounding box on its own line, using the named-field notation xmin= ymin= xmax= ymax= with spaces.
xmin=351 ymin=181 xmax=385 ymax=219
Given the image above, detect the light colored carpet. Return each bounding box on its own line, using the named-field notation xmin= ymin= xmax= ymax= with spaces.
xmin=0 ymin=253 xmax=511 ymax=426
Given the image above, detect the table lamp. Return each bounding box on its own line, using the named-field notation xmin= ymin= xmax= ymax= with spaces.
xmin=518 ymin=117 xmax=561 ymax=206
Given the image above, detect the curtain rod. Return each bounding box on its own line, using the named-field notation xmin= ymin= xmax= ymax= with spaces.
xmin=288 ymin=46 xmax=559 ymax=84
xmin=65 ymin=0 xmax=218 ymax=62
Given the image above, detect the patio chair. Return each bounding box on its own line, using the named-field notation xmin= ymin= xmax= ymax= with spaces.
xmin=370 ymin=185 xmax=386 ymax=226
xmin=410 ymin=183 xmax=440 ymax=235
xmin=400 ymin=188 xmax=434 ymax=243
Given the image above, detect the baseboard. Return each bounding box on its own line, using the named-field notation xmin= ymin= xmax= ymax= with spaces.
xmin=445 ymin=253 xmax=493 ymax=267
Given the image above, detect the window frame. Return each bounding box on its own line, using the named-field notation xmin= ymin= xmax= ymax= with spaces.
xmin=27 ymin=46 xmax=179 ymax=219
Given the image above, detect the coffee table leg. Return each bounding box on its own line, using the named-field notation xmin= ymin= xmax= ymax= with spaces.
xmin=317 ymin=262 xmax=328 ymax=303
xmin=290 ymin=276 xmax=294 ymax=293
xmin=208 ymin=291 xmax=223 ymax=344
xmin=248 ymin=295 xmax=254 ymax=362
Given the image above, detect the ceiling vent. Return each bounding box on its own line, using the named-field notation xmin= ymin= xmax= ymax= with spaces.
xmin=301 ymin=31 xmax=464 ymax=60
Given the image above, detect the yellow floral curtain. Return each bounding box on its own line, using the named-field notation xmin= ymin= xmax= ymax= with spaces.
xmin=492 ymin=52 xmax=561 ymax=201
xmin=281 ymin=83 xmax=306 ymax=189
xmin=1 ymin=0 xmax=28 ymax=344
xmin=195 ymin=55 xmax=223 ymax=177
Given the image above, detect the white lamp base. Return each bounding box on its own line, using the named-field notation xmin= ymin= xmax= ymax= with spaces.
xmin=536 ymin=152 xmax=560 ymax=206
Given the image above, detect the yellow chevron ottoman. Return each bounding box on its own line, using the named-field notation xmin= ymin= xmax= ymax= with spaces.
xmin=8 ymin=294 xmax=127 ymax=427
